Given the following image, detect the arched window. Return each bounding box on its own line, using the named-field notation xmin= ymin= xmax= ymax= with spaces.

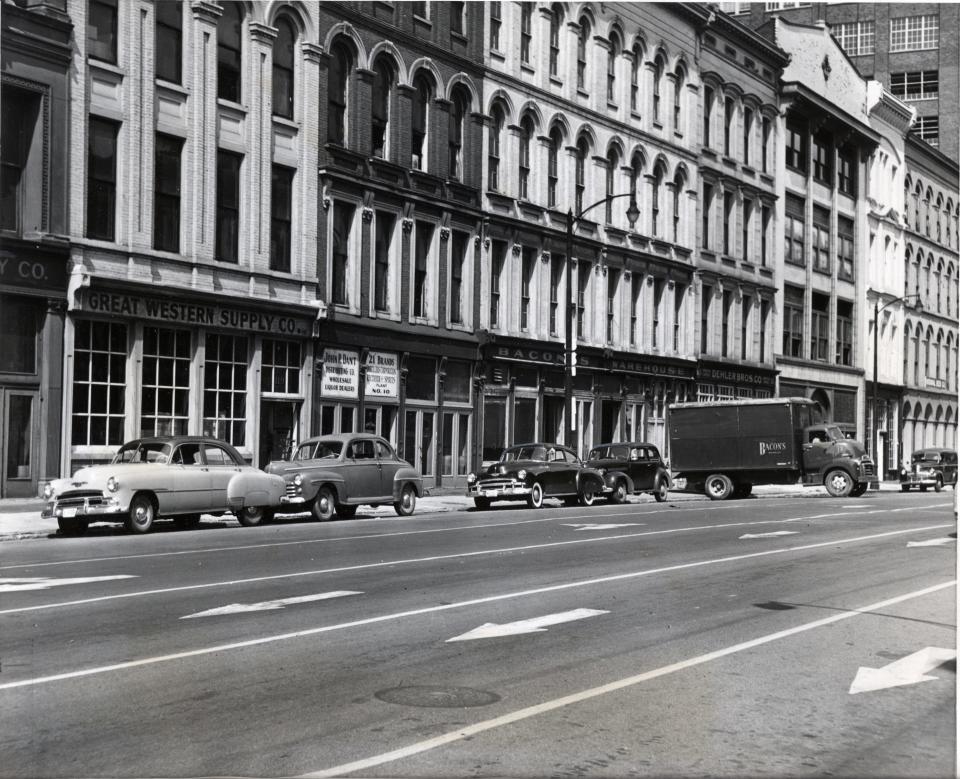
xmin=914 ymin=182 xmax=922 ymax=232
xmin=924 ymin=188 xmax=933 ymax=236
xmin=672 ymin=168 xmax=685 ymax=243
xmin=371 ymin=57 xmax=394 ymax=159
xmin=549 ymin=5 xmax=563 ymax=77
xmin=577 ymin=16 xmax=591 ymax=91
xmin=936 ymin=193 xmax=944 ymax=242
xmin=575 ymin=136 xmax=589 ymax=214
xmin=652 ymin=52 xmax=665 ymax=122
xmin=673 ymin=65 xmax=685 ymax=133
xmin=272 ymin=17 xmax=296 ymax=119
xmin=935 ymin=260 xmax=944 ymax=314
xmin=607 ymin=31 xmax=621 ymax=102
xmin=630 ymin=42 xmax=644 ymax=112
xmin=448 ymin=86 xmax=470 ymax=181
xmin=547 ymin=126 xmax=562 ymax=208
xmin=936 ymin=332 xmax=944 ymax=379
xmin=412 ymin=72 xmax=434 ymax=171
xmin=327 ymin=40 xmax=352 ymax=145
xmin=488 ymin=102 xmax=505 ymax=191
xmin=651 ymin=161 xmax=665 ymax=236
xmin=630 ymin=151 xmax=644 ymax=212
xmin=518 ymin=114 xmax=534 ymax=201
xmin=217 ymin=2 xmax=244 ymax=102
xmin=605 ymin=147 xmax=620 ymax=223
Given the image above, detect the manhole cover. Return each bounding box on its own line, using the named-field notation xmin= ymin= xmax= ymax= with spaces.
xmin=374 ymin=685 xmax=500 ymax=708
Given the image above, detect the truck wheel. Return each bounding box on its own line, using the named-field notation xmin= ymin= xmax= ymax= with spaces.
xmin=704 ymin=473 xmax=734 ymax=501
xmin=824 ymin=469 xmax=854 ymax=498
xmin=526 ymin=482 xmax=545 ymax=509
xmin=653 ymin=478 xmax=668 ymax=502
xmin=608 ymin=481 xmax=628 ymax=505
xmin=473 ymin=497 xmax=491 ymax=510
xmin=935 ymin=477 xmax=944 ymax=493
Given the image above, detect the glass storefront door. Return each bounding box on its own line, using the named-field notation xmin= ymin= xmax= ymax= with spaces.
xmin=404 ymin=408 xmax=436 ymax=478
xmin=259 ymin=400 xmax=300 ymax=468
xmin=2 ymin=390 xmax=39 ymax=498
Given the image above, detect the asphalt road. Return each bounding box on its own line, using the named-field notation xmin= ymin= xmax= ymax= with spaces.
xmin=1 ymin=490 xmax=955 ymax=778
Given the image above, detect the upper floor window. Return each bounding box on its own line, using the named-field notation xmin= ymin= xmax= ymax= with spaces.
xmin=832 ymin=21 xmax=875 ymax=56
xmin=217 ymin=2 xmax=244 ymax=103
xmin=489 ymin=240 xmax=505 ymax=328
xmin=155 ymin=1 xmax=182 ymax=84
xmin=915 ymin=116 xmax=939 ymax=147
xmin=0 ymin=87 xmax=39 ymax=233
xmin=813 ymin=131 xmax=832 ymax=183
xmin=761 ymin=116 xmax=771 ymax=173
xmin=374 ymin=211 xmax=396 ymax=314
xmin=742 ymin=107 xmax=752 ymax=165
xmin=812 ymin=206 xmax=830 ymax=273
xmin=518 ymin=115 xmax=534 ymax=201
xmin=371 ymin=57 xmax=395 ymax=159
xmin=489 ymin=1 xmax=501 ymax=50
xmin=215 ymin=150 xmax=241 ymax=262
xmin=891 ymin=71 xmax=939 ymax=101
xmin=327 ymin=41 xmax=352 ymax=145
xmin=154 ymin=134 xmax=183 ymax=253
xmin=673 ymin=67 xmax=685 ymax=132
xmin=890 ymin=15 xmax=939 ymax=52
xmin=412 ymin=73 xmax=434 ymax=171
xmin=88 ymin=0 xmax=118 ymax=64
xmin=411 ymin=2 xmax=429 ymax=19
xmin=607 ymin=31 xmax=621 ymax=102
xmin=784 ymin=195 xmax=805 ymax=267
xmin=521 ymin=3 xmax=534 ymax=66
xmin=630 ymin=42 xmax=643 ymax=112
xmin=652 ymin=54 xmax=665 ymax=122
xmin=448 ymin=87 xmax=470 ymax=181
xmin=547 ymin=127 xmax=562 ymax=207
xmin=450 ymin=1 xmax=465 ymax=35
xmin=605 ymin=148 xmax=619 ymax=223
xmin=331 ymin=201 xmax=355 ymax=306
xmin=413 ymin=220 xmax=434 ymax=319
xmin=87 ymin=117 xmax=119 ymax=241
xmin=652 ymin=163 xmax=665 ymax=237
xmin=810 ymin=293 xmax=829 ymax=362
xmin=838 ymin=216 xmax=854 ymax=281
xmin=270 ymin=166 xmax=294 ymax=272
xmin=723 ymin=96 xmax=734 ymax=156
xmin=549 ymin=5 xmax=563 ymax=77
xmin=488 ymin=103 xmax=505 ymax=191
xmin=520 ymin=247 xmax=535 ymax=331
xmin=272 ymin=17 xmax=296 ymax=120
xmin=577 ymin=16 xmax=591 ymax=90
xmin=785 ymin=119 xmax=806 ymax=172
xmin=450 ymin=230 xmax=468 ymax=325
xmin=838 ymin=146 xmax=856 ymax=195
xmin=575 ymin=137 xmax=588 ymax=214
xmin=703 ymin=86 xmax=714 ymax=147
xmin=783 ymin=285 xmax=804 ymax=358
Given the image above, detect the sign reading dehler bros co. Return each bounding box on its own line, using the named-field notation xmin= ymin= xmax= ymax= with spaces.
xmin=81 ymin=290 xmax=312 ymax=336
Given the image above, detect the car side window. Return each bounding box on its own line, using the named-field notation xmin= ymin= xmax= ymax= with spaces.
xmin=351 ymin=440 xmax=375 ymax=460
xmin=204 ymin=446 xmax=233 ymax=466
xmin=173 ymin=443 xmax=202 ymax=465
xmin=375 ymin=441 xmax=392 ymax=460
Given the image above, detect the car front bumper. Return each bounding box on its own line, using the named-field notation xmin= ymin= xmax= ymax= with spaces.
xmin=900 ymin=474 xmax=938 ymax=487
xmin=41 ymin=496 xmax=126 ymax=519
xmin=467 ymin=482 xmax=532 ymax=500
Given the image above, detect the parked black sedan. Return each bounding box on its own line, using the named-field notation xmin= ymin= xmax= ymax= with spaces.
xmin=466 ymin=443 xmax=605 ymax=509
xmin=586 ymin=442 xmax=670 ymax=503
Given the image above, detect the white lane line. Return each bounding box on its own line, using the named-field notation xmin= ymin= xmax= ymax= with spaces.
xmin=0 ymin=510 xmax=925 ymax=616
xmin=0 ymin=524 xmax=951 ymax=691
xmin=739 ymin=531 xmax=799 ymax=540
xmin=0 ymin=500 xmax=813 ymax=571
xmin=299 ymin=580 xmax=956 ymax=779
xmin=447 ymin=608 xmax=609 ymax=642
xmin=0 ymin=575 xmax=136 ymax=593
xmin=181 ymin=591 xmax=362 ymax=619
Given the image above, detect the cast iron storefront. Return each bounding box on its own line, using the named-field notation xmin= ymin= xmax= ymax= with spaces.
xmin=476 ymin=335 xmax=697 ymax=462
xmin=65 ymin=285 xmax=318 ymax=473
xmin=316 ymin=321 xmax=478 ymax=489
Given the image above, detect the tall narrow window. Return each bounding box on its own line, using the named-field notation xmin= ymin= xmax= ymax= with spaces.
xmin=489 ymin=1 xmax=501 ymax=50
xmin=0 ymin=89 xmax=31 ymax=231
xmin=761 ymin=204 xmax=771 ymax=266
xmin=271 ymin=166 xmax=294 ymax=272
xmin=521 ymin=3 xmax=533 ymax=65
xmin=761 ymin=115 xmax=770 ymax=173
xmin=577 ymin=16 xmax=591 ymax=90
xmin=631 ymin=273 xmax=642 ymax=347
xmin=838 ymin=145 xmax=855 ymax=195
xmin=605 ymin=148 xmax=619 ymax=223
xmin=155 ymin=0 xmax=182 ymax=84
xmin=450 ymin=1 xmax=465 ymax=35
xmin=520 ymin=247 xmax=535 ymax=331
xmin=742 ymin=107 xmax=752 ymax=165
xmin=785 ymin=118 xmax=807 ymax=172
xmin=606 ymin=269 xmax=619 ymax=343
xmin=88 ymin=0 xmax=118 ymax=64
xmin=141 ymin=327 xmax=190 ymax=437
xmin=203 ymin=334 xmax=248 ymax=446
xmin=741 ymin=295 xmax=751 ymax=360
xmin=673 ymin=66 xmax=684 ymax=132
xmin=414 ymin=221 xmax=434 ymax=319
xmin=836 ymin=300 xmax=853 ymax=366
xmin=448 ymin=88 xmax=469 ymax=181
xmin=652 ymin=164 xmax=664 ymax=237
xmin=741 ymin=199 xmax=751 ymax=262
xmin=549 ymin=5 xmax=562 ymax=77
xmin=673 ymin=283 xmax=685 ymax=351
xmin=331 ymin=202 xmax=355 ymax=306
xmin=450 ymin=230 xmax=467 ymax=325
xmin=652 ymin=54 xmax=664 ymax=121
xmin=672 ymin=170 xmax=684 ymax=243
xmin=630 ymin=42 xmax=643 ymax=112
xmin=721 ymin=289 xmax=732 ymax=358
xmin=412 ymin=73 xmax=433 ymax=171
xmin=813 ymin=131 xmax=831 ymax=183
xmin=518 ymin=115 xmax=533 ymax=200
xmin=374 ymin=211 xmax=395 ymax=313
xmin=703 ymin=86 xmax=714 ymax=147
xmin=575 ymin=137 xmax=588 ymax=214
xmin=701 ymin=182 xmax=713 ymax=250
xmin=328 ymin=42 xmax=351 ymax=145
xmin=759 ymin=299 xmax=769 ymax=362
xmin=838 ymin=216 xmax=854 ymax=281
xmin=490 ymin=240 xmax=505 ymax=328
xmin=652 ymin=278 xmax=664 ymax=348
xmin=547 ymin=127 xmax=561 ymax=207
xmin=723 ymin=190 xmax=733 ymax=255
xmin=550 ymin=254 xmax=564 ymax=335
xmin=811 ymin=293 xmax=829 ymax=361
xmin=272 ymin=17 xmax=296 ymax=119
xmin=784 ymin=194 xmax=805 ymax=267
xmin=607 ymin=32 xmax=621 ymax=102
xmin=723 ymin=97 xmax=734 ymax=156
xmin=87 ymin=117 xmax=119 ymax=241
xmin=488 ymin=103 xmax=503 ymax=191
xmin=812 ymin=206 xmax=830 ymax=273
xmin=217 ymin=2 xmax=243 ymax=102
xmin=215 ymin=150 xmax=241 ymax=262
xmin=153 ymin=134 xmax=183 ymax=253
xmin=700 ymin=285 xmax=712 ymax=354
xmin=371 ymin=58 xmax=394 ymax=159
xmin=576 ymin=261 xmax=590 ymax=339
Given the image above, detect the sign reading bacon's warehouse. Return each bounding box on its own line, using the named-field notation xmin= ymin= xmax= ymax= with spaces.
xmin=80 ymin=290 xmax=312 ymax=336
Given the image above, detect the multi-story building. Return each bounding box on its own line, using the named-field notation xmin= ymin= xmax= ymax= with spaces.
xmin=0 ymin=0 xmax=73 ymax=497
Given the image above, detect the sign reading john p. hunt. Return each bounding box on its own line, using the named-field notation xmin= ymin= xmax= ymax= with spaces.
xmin=81 ymin=290 xmax=311 ymax=336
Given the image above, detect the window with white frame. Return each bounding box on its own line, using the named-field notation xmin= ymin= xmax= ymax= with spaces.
xmin=520 ymin=2 xmax=533 ymax=66
xmin=490 ymin=239 xmax=506 ymax=329
xmin=630 ymin=273 xmax=642 ymax=347
xmin=606 ymin=268 xmax=619 ymax=343
xmin=812 ymin=206 xmax=830 ymax=273
xmin=72 ymin=320 xmax=127 ymax=446
xmin=576 ymin=261 xmax=590 ymax=339
xmin=832 ymin=21 xmax=875 ymax=56
xmin=915 ymin=116 xmax=939 ymax=147
xmin=261 ymin=339 xmax=301 ymax=394
xmin=890 ymin=15 xmax=939 ymax=52
xmin=550 ymin=254 xmax=564 ymax=335
xmin=891 ymin=71 xmax=939 ymax=101
xmin=413 ymin=220 xmax=435 ymax=320
xmin=374 ymin=210 xmax=397 ymax=314
xmin=331 ymin=201 xmax=356 ymax=307
xmin=203 ymin=333 xmax=248 ymax=446
xmin=520 ymin=246 xmax=536 ymax=331
xmin=810 ymin=293 xmax=829 ymax=362
xmin=141 ymin=326 xmax=191 ymax=437
xmin=450 ymin=229 xmax=469 ymax=326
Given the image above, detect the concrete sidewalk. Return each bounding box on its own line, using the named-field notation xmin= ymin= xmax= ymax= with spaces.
xmin=0 ymin=482 xmax=905 ymax=542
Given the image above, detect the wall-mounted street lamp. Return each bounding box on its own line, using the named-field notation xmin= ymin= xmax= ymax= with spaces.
xmin=870 ymin=292 xmax=923 ymax=470
xmin=565 ymin=192 xmax=640 ymax=450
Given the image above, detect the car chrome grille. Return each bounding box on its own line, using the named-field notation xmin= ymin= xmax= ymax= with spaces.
xmin=56 ymin=490 xmax=107 ymax=508
xmin=476 ymin=478 xmax=520 ymax=490
xmin=861 ymin=458 xmax=875 ymax=478
xmin=285 ymin=483 xmax=299 ymax=498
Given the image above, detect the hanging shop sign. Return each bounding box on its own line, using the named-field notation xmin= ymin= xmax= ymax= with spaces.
xmin=365 ymin=351 xmax=398 ymax=399
xmin=321 ymin=348 xmax=359 ymax=398
xmin=79 ymin=290 xmax=312 ymax=336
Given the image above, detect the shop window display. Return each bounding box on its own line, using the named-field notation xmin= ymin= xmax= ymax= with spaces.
xmin=141 ymin=326 xmax=190 ymax=437
xmin=72 ymin=319 xmax=127 ymax=446
xmin=203 ymin=333 xmax=248 ymax=445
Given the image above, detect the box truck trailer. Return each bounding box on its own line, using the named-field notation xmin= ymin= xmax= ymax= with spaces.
xmin=668 ymin=398 xmax=874 ymax=500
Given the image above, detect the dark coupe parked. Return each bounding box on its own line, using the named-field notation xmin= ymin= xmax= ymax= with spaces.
xmin=466 ymin=443 xmax=604 ymax=509
xmin=586 ymin=442 xmax=670 ymax=503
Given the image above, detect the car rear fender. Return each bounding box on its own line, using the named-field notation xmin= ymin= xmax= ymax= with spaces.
xmin=392 ymin=468 xmax=423 ymax=498
xmin=603 ymin=470 xmax=635 ymax=493
xmin=227 ymin=472 xmax=285 ymax=507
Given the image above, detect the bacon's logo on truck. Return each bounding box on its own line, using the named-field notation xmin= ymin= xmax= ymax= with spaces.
xmin=759 ymin=441 xmax=788 ymax=456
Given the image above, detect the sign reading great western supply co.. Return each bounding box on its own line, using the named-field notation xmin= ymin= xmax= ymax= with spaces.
xmin=80 ymin=290 xmax=312 ymax=336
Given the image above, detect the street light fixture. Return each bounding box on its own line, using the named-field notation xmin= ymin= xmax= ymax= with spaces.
xmin=564 ymin=192 xmax=640 ymax=451
xmin=870 ymin=292 xmax=923 ymax=474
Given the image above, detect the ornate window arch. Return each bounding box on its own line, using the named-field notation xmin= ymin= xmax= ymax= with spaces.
xmin=272 ymin=15 xmax=297 ymax=120
xmin=327 ymin=38 xmax=355 ymax=145
xmin=411 ymin=70 xmax=436 ymax=171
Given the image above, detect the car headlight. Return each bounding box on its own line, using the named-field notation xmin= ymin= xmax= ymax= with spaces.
xmin=293 ymin=473 xmax=303 ymax=486
xmin=517 ymin=469 xmax=527 ymax=481
xmin=467 ymin=473 xmax=477 ymax=484
xmin=106 ymin=476 xmax=119 ymax=493
xmin=43 ymin=483 xmax=54 ymax=500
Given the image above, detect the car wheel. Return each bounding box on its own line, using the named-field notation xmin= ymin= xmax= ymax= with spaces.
xmin=312 ymin=487 xmax=336 ymax=521
xmin=526 ymin=482 xmax=544 ymax=509
xmin=704 ymin=473 xmax=733 ymax=501
xmin=578 ymin=487 xmax=596 ymax=507
xmin=57 ymin=516 xmax=89 ymax=536
xmin=935 ymin=477 xmax=944 ymax=493
xmin=608 ymin=481 xmax=627 ymax=505
xmin=336 ymin=504 xmax=358 ymax=518
xmin=653 ymin=478 xmax=669 ymax=502
xmin=473 ymin=497 xmax=491 ymax=510
xmin=238 ymin=506 xmax=269 ymax=527
xmin=173 ymin=514 xmax=202 ymax=529
xmin=394 ymin=483 xmax=417 ymax=516
xmin=824 ymin=469 xmax=854 ymax=498
xmin=125 ymin=493 xmax=156 ymax=534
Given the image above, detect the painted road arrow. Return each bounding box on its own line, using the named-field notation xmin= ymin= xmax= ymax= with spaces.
xmin=181 ymin=591 xmax=362 ymax=619
xmin=0 ymin=575 xmax=136 ymax=593
xmin=562 ymin=523 xmax=643 ymax=531
xmin=739 ymin=531 xmax=799 ymax=539
xmin=849 ymin=646 xmax=956 ymax=694
xmin=446 ymin=608 xmax=608 ymax=642
xmin=907 ymin=537 xmax=955 ymax=547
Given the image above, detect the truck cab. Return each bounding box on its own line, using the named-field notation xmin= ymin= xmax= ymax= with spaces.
xmin=800 ymin=424 xmax=871 ymax=496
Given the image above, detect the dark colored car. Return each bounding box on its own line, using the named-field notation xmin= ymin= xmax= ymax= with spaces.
xmin=586 ymin=442 xmax=670 ymax=503
xmin=900 ymin=448 xmax=958 ymax=492
xmin=266 ymin=433 xmax=423 ymax=519
xmin=466 ymin=443 xmax=605 ymax=509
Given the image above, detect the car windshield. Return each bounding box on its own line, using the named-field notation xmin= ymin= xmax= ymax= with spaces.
xmin=822 ymin=426 xmax=845 ymax=442
xmin=502 ymin=445 xmax=548 ymax=462
xmin=112 ymin=442 xmax=171 ymax=464
xmin=913 ymin=452 xmax=941 ymax=464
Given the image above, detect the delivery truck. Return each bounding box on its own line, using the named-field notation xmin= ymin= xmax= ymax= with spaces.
xmin=668 ymin=397 xmax=874 ymax=500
